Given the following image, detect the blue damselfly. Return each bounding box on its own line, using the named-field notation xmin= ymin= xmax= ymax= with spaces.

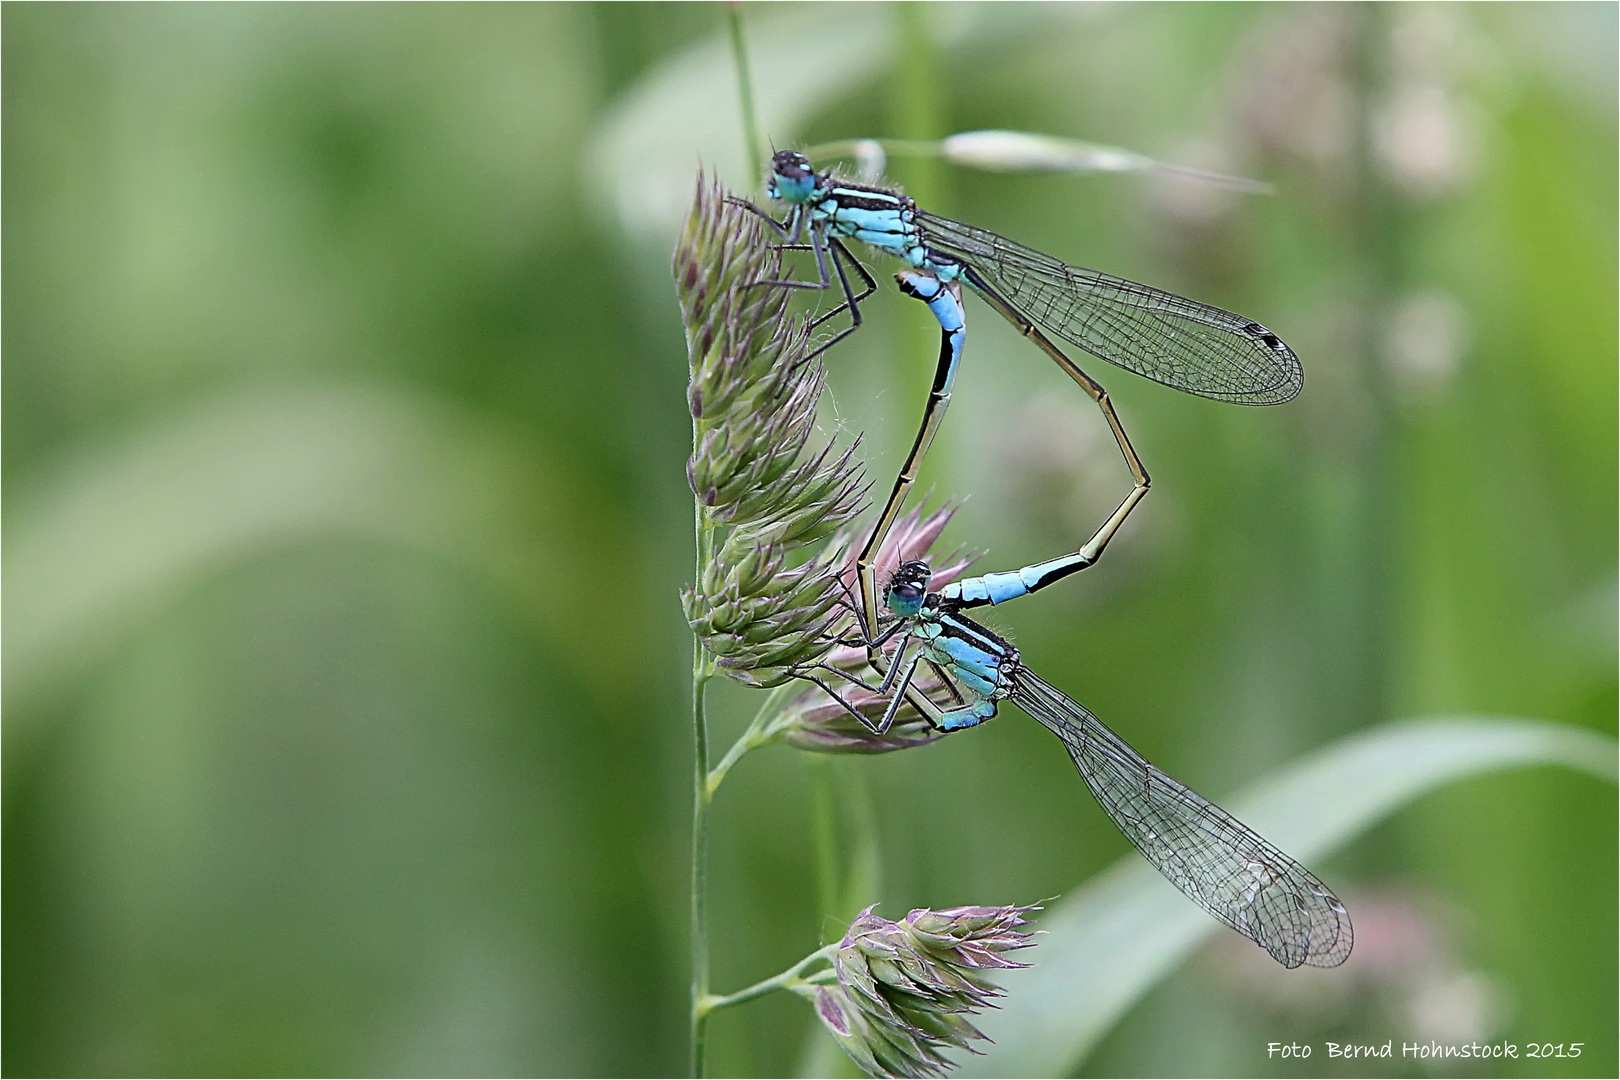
xmin=800 ymin=559 xmax=1353 ymax=970
xmin=738 ymin=151 xmax=1301 ymax=639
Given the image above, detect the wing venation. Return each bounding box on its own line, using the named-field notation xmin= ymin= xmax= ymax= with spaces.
xmin=1011 ymin=669 xmax=1351 ymax=968
xmin=919 ymin=211 xmax=1303 ymax=405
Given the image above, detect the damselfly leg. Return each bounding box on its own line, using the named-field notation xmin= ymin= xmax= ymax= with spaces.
xmin=852 ymin=272 xmax=964 ymax=642
xmin=855 ymin=269 xmax=1153 ymax=634
xmin=753 ymin=150 xmax=1296 ymax=621
xmin=790 ymin=558 xmax=1353 ymax=969
xmin=727 ymin=198 xmax=876 ymax=360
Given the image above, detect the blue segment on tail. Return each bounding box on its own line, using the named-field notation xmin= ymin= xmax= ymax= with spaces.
xmin=895 ymin=271 xmax=966 ymax=394
xmin=940 ymin=552 xmax=1092 ymax=606
xmin=938 ymin=698 xmax=998 ymax=731
xmin=894 ymin=272 xmax=964 ymax=332
xmin=942 ymin=569 xmax=1034 ymax=606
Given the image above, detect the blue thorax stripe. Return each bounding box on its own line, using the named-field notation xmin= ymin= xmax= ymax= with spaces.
xmin=938 ymin=613 xmax=1012 ymax=658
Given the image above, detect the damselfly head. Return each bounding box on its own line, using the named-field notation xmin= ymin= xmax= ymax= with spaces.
xmin=885 ymin=559 xmax=932 ymax=617
xmin=767 ymin=150 xmax=817 ymax=204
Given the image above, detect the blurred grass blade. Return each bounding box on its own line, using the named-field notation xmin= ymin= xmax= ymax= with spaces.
xmin=805 ymin=130 xmax=1273 ymax=193
xmin=961 ymin=716 xmax=1618 ymax=1078
xmin=2 ymin=382 xmax=623 ymax=736
xmin=586 ymin=7 xmax=1083 ymax=241
xmin=942 ymin=130 xmax=1273 ymax=192
xmin=586 ymin=4 xmax=889 ymax=241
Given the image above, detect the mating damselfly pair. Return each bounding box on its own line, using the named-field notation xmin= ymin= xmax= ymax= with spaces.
xmin=740 ymin=150 xmax=1351 ymax=969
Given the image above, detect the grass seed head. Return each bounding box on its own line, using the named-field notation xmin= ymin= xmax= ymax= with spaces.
xmin=814 ymin=904 xmax=1039 ymax=1078
xmin=676 ymin=177 xmax=867 ymax=683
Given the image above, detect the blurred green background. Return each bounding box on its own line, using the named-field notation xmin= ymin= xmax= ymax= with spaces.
xmin=4 ymin=3 xmax=1614 ymax=1077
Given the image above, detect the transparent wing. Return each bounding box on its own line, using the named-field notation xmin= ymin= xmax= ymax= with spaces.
xmin=917 ymin=211 xmax=1303 ymax=405
xmin=1010 ymin=669 xmax=1351 ymax=968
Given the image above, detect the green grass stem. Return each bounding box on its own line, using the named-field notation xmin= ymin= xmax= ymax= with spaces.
xmin=690 ymin=502 xmax=716 ymax=1078
xmin=726 ymin=2 xmax=765 ymax=190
